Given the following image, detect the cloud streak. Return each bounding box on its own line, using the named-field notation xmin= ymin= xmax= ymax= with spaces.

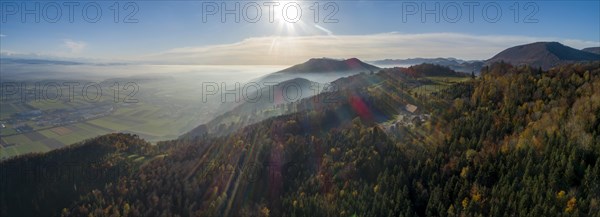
xmin=63 ymin=39 xmax=87 ymax=53
xmin=142 ymin=32 xmax=600 ymax=65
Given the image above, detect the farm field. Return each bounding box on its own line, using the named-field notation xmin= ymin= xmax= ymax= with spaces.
xmin=0 ymin=98 xmax=211 ymax=159
xmin=0 ymin=79 xmax=223 ymax=159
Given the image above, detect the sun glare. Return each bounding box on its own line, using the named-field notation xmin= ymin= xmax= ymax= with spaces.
xmin=272 ymin=1 xmax=303 ymax=35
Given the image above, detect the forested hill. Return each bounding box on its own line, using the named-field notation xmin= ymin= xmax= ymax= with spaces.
xmin=54 ymin=61 xmax=600 ymax=217
xmin=487 ymin=42 xmax=600 ymax=70
xmin=277 ymin=58 xmax=380 ymax=74
xmin=1 ymin=61 xmax=599 ymax=217
xmin=0 ymin=134 xmax=158 ymax=217
xmin=181 ymin=63 xmax=462 ymax=140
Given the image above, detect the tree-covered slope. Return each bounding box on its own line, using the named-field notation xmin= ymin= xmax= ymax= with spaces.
xmin=59 ymin=62 xmax=600 ymax=217
xmin=0 ymin=133 xmax=158 ymax=217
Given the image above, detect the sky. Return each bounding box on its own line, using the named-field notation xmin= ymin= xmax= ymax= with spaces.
xmin=0 ymin=0 xmax=599 ymax=64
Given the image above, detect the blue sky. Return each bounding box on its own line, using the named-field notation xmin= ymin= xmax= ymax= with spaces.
xmin=1 ymin=0 xmax=599 ymax=64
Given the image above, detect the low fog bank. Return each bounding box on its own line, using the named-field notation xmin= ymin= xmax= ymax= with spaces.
xmin=0 ymin=62 xmax=286 ymax=83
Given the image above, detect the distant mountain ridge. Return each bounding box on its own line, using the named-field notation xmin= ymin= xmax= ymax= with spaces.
xmin=277 ymin=57 xmax=380 ymax=74
xmin=370 ymin=58 xmax=484 ymax=74
xmin=255 ymin=58 xmax=380 ymax=84
xmin=486 ymin=42 xmax=600 ymax=70
xmin=0 ymin=58 xmax=84 ymax=65
xmin=372 ymin=57 xmax=471 ymax=65
xmin=583 ymin=47 xmax=600 ymax=55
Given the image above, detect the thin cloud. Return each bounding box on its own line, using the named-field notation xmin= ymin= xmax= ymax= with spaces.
xmin=0 ymin=34 xmax=6 ymax=37
xmin=141 ymin=32 xmax=600 ymax=65
xmin=314 ymin=25 xmax=334 ymax=36
xmin=63 ymin=39 xmax=87 ymax=53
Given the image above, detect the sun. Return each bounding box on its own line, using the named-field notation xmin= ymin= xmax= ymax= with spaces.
xmin=271 ymin=1 xmax=303 ymax=35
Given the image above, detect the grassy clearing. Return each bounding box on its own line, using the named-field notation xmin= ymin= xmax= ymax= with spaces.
xmin=411 ymin=76 xmax=473 ymax=95
xmin=12 ymin=141 xmax=50 ymax=155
